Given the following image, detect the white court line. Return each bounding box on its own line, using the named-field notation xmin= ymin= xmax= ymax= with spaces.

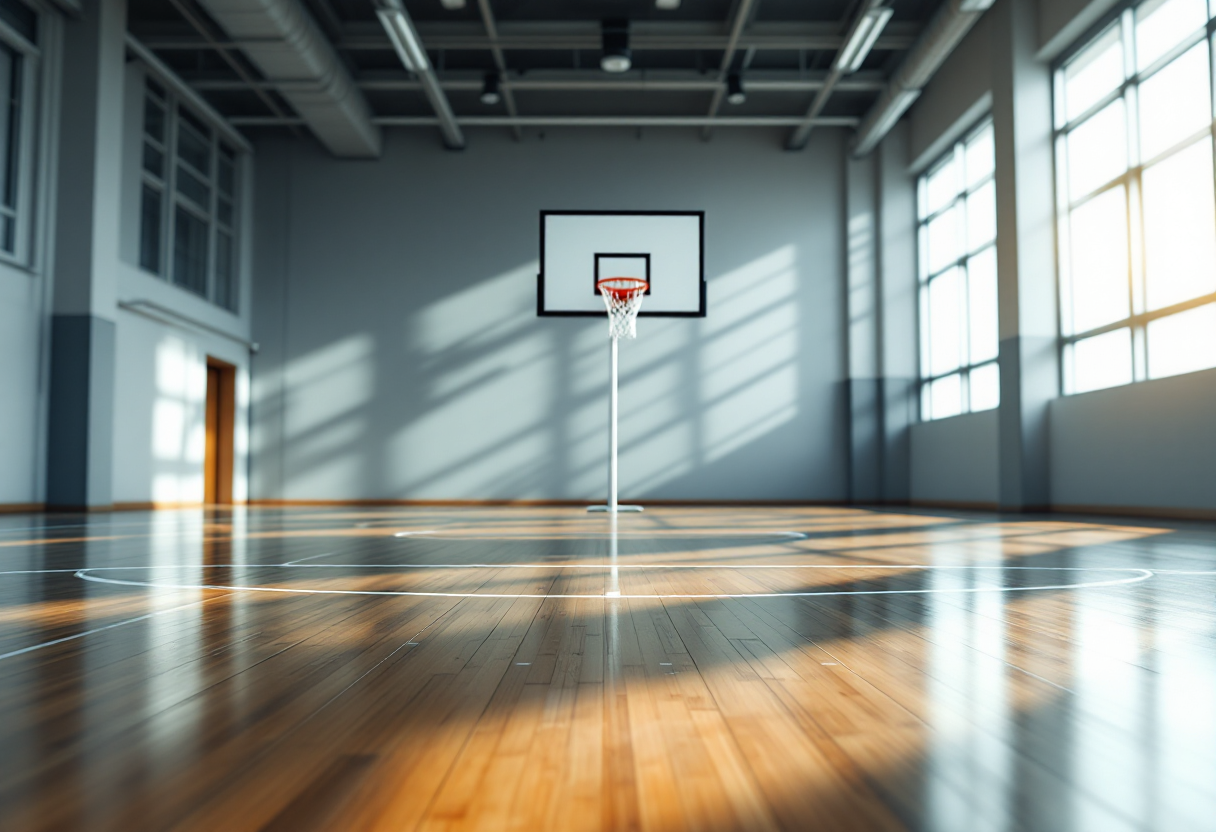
xmin=74 ymin=565 xmax=1154 ymax=599
xmin=0 ymin=595 xmax=229 ymax=662
xmin=280 ymin=551 xmax=342 ymax=566
xmin=1144 ymin=569 xmax=1216 ymax=575
xmin=389 ymin=531 xmax=808 ymax=540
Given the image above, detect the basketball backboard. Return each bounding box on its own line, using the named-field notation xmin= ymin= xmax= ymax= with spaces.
xmin=537 ymin=211 xmax=705 ymax=317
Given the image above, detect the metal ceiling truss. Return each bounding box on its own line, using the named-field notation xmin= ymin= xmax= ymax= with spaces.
xmin=136 ymin=0 xmax=986 ymax=152
xmin=183 ymin=71 xmax=887 ymax=94
xmin=138 ymin=22 xmax=920 ymax=54
xmin=475 ymin=0 xmax=521 ymax=141
xmin=229 ymin=115 xmax=861 ymax=128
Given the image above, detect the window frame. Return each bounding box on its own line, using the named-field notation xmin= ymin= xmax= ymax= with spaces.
xmin=139 ymin=77 xmax=241 ymax=313
xmin=1053 ymin=0 xmax=1216 ymax=393
xmin=916 ymin=117 xmax=1000 ymax=421
xmin=0 ymin=3 xmax=40 ymax=268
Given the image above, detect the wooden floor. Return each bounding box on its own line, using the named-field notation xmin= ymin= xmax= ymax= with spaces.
xmin=1 ymin=506 xmax=1214 ymax=832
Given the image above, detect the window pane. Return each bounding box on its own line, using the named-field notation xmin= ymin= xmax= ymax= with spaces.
xmin=929 ymin=268 xmax=962 ymax=376
xmin=139 ymin=184 xmax=161 ymax=273
xmin=1136 ymin=0 xmax=1208 ymax=71
xmin=0 ymin=214 xmax=12 ymax=254
xmin=144 ymin=95 xmax=165 ymax=144
xmin=1067 ymin=99 xmax=1128 ymax=199
xmin=173 ymin=205 xmax=209 ymax=296
xmin=1138 ymin=42 xmax=1211 ymax=161
xmin=1142 ymin=137 xmax=1216 ymax=310
xmin=925 ymin=156 xmax=960 ymax=217
xmin=176 ymin=165 xmax=210 ymax=208
xmin=215 ymin=230 xmax=236 ymax=312
xmin=919 ymin=283 xmax=930 ymax=373
xmin=927 ymin=204 xmax=961 ymax=275
xmin=1147 ymin=303 xmax=1216 ymax=378
xmin=929 ymin=373 xmax=963 ymax=420
xmin=1064 ymin=25 xmax=1125 ymax=123
xmin=1073 ymin=328 xmax=1134 ymax=393
xmin=0 ymin=45 xmax=20 ymax=215
xmin=217 ymin=196 xmax=233 ymax=228
xmin=964 ymin=124 xmax=994 ymax=188
xmin=966 ymin=180 xmax=996 ymax=252
xmin=142 ymin=141 xmax=163 ymax=178
xmin=968 ymin=246 xmax=999 ymax=364
xmin=177 ymin=114 xmax=211 ymax=177
xmin=969 ymin=362 xmax=1000 ymax=412
xmin=0 ymin=0 xmax=37 ymax=43
xmin=1069 ymin=186 xmax=1131 ymax=333
xmin=218 ymin=151 xmax=235 ymax=198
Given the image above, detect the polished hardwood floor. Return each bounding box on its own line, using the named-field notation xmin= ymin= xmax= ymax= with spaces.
xmin=0 ymin=505 xmax=1214 ymax=831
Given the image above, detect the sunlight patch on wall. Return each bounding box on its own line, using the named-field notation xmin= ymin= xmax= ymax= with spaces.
xmin=622 ymin=422 xmax=694 ymax=494
xmin=150 ymin=337 xmax=207 ymax=503
xmin=414 ymin=262 xmax=539 ymax=353
xmin=700 ymin=245 xmax=799 ymax=464
xmin=570 ymin=319 xmax=610 ymax=397
xmin=284 ymin=334 xmax=374 ymax=438
xmin=232 ymin=369 xmax=250 ymax=503
xmin=393 ymin=294 xmax=554 ymax=496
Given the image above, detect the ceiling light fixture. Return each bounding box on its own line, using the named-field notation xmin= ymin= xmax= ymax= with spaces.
xmin=375 ymin=4 xmax=429 ymax=72
xmin=440 ymin=0 xmax=466 ymax=8
xmin=834 ymin=5 xmax=895 ymax=74
xmin=655 ymin=0 xmax=681 ymax=8
xmin=726 ymin=73 xmax=746 ymax=105
xmin=481 ymin=72 xmax=501 ymax=105
xmin=601 ymin=19 xmax=632 ymax=73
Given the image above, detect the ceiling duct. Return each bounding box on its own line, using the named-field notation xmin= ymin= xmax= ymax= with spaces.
xmin=193 ymin=0 xmax=381 ymax=158
xmin=851 ymin=0 xmax=994 ymax=157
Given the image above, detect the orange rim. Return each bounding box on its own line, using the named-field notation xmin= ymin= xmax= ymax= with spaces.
xmin=597 ymin=277 xmax=648 ymax=300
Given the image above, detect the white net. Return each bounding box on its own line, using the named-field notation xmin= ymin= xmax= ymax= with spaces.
xmin=599 ymin=278 xmax=648 ymax=340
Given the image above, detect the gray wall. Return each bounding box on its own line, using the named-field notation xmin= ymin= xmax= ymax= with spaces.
xmin=250 ymin=127 xmax=850 ymax=502
xmin=1051 ymin=369 xmax=1216 ymax=513
xmin=910 ymin=411 xmax=1000 ymax=507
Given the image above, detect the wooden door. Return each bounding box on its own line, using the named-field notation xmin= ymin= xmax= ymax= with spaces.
xmin=204 ymin=358 xmax=236 ymax=505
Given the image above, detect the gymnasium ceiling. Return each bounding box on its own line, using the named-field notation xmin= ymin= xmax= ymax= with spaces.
xmin=126 ymin=0 xmax=943 ymax=147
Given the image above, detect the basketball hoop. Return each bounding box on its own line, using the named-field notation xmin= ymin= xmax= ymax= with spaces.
xmin=597 ymin=277 xmax=648 ymax=340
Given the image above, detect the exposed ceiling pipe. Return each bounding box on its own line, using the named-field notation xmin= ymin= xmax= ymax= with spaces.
xmin=850 ymin=0 xmax=995 ymax=157
xmin=373 ymin=0 xmax=465 ymax=149
xmin=786 ymin=0 xmax=892 ymax=150
xmin=191 ymin=0 xmax=381 ymax=158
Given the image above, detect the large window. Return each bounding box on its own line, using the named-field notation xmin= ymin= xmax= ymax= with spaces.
xmin=140 ymin=78 xmax=240 ymax=312
xmin=1056 ymin=0 xmax=1216 ymax=393
xmin=0 ymin=0 xmax=39 ymax=265
xmin=917 ymin=120 xmax=1000 ymax=421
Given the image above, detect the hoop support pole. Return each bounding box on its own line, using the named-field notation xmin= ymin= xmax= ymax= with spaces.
xmin=609 ymin=337 xmax=618 ymax=512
